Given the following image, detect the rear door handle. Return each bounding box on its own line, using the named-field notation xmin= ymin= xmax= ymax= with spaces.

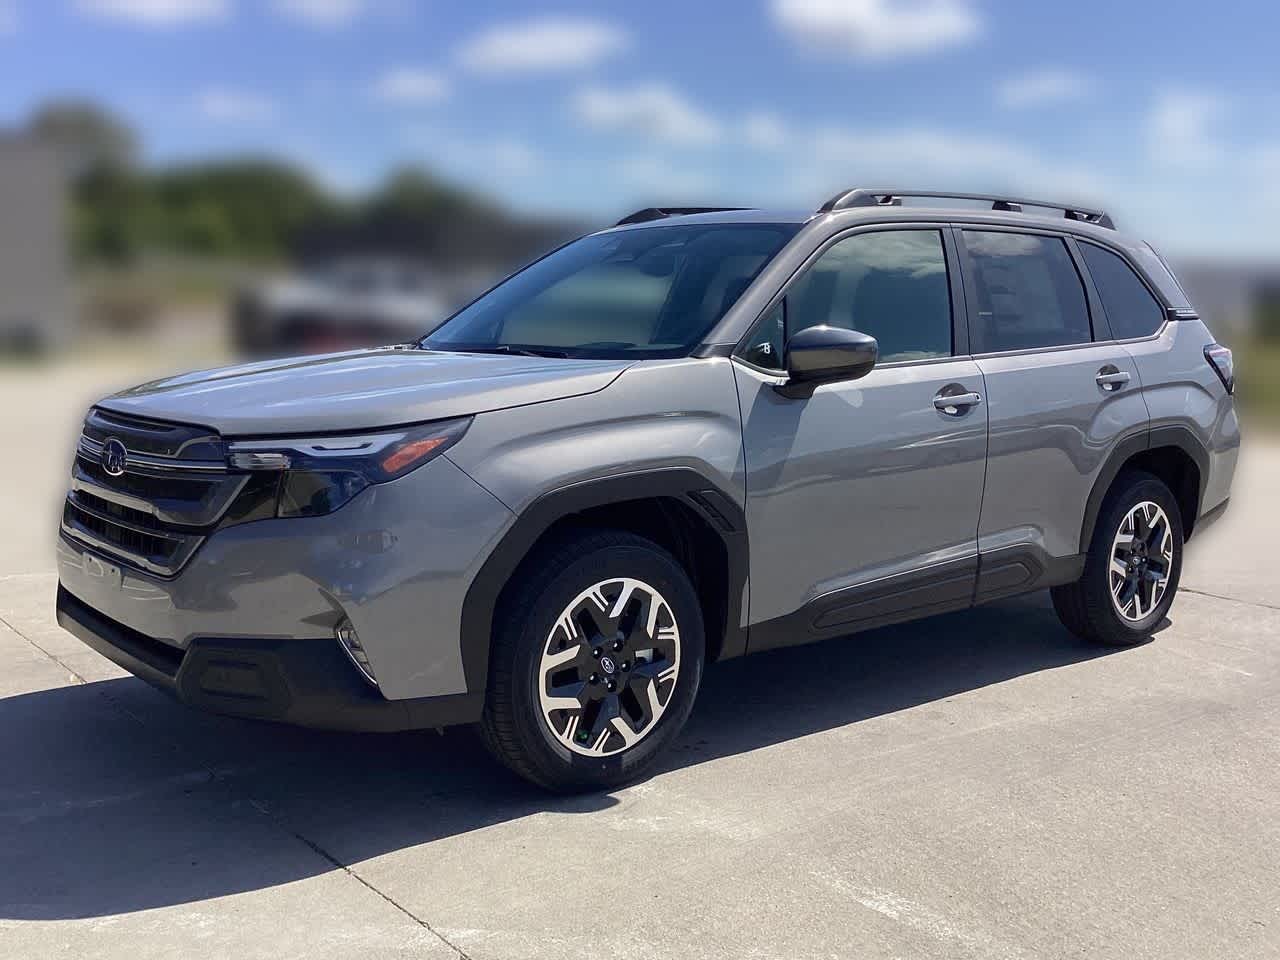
xmin=933 ymin=391 xmax=983 ymax=414
xmin=1096 ymin=370 xmax=1131 ymax=391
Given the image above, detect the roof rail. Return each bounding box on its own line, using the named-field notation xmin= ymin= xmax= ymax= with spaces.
xmin=817 ymin=188 xmax=1115 ymax=230
xmin=615 ymin=206 xmax=751 ymax=226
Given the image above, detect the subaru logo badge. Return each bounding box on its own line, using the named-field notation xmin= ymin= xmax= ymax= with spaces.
xmin=101 ymin=438 xmax=128 ymax=477
xmin=599 ymin=655 xmax=616 ymax=676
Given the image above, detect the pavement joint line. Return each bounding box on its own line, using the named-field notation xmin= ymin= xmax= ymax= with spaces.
xmin=45 ymin=639 xmax=474 ymax=959
xmin=281 ymin=826 xmax=475 ymax=960
xmin=1182 ymin=587 xmax=1280 ymax=612
xmin=0 ymin=583 xmax=467 ymax=954
xmin=0 ymin=610 xmax=89 ymax=686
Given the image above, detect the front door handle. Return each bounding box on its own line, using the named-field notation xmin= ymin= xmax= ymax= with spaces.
xmin=1096 ymin=369 xmax=1131 ymax=391
xmin=933 ymin=391 xmax=983 ymax=415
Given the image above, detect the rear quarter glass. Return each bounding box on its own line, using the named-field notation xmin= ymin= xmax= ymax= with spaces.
xmin=1133 ymin=244 xmax=1193 ymax=310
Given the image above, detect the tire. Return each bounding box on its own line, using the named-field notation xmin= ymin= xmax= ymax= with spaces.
xmin=1052 ymin=470 xmax=1184 ymax=646
xmin=480 ymin=529 xmax=705 ymax=792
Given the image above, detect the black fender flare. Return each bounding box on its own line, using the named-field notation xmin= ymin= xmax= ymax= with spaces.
xmin=1078 ymin=424 xmax=1211 ymax=553
xmin=459 ymin=467 xmax=750 ymax=694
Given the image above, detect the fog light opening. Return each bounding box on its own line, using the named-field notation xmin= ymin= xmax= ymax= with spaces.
xmin=336 ymin=619 xmax=378 ymax=687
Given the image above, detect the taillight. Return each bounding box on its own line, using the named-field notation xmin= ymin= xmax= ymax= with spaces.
xmin=1204 ymin=343 xmax=1234 ymax=394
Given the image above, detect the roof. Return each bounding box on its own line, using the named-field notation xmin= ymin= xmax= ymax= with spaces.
xmin=605 ymin=208 xmax=814 ymax=227
xmin=605 ymin=201 xmax=1150 ymax=257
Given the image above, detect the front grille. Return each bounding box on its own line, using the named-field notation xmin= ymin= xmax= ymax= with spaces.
xmin=76 ymin=453 xmax=215 ymax=505
xmin=74 ymin=489 xmax=168 ymax=533
xmin=62 ymin=409 xmax=244 ymax=577
xmin=82 ymin=407 xmax=224 ymax=460
xmin=63 ymin=499 xmax=195 ymax=574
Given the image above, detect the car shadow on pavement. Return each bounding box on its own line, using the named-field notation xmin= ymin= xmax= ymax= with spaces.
xmin=0 ymin=591 xmax=1140 ymax=920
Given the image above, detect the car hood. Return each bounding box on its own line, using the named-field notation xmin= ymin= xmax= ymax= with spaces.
xmin=97 ymin=348 xmax=632 ymax=436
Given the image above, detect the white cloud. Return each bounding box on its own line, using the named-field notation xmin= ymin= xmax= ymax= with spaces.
xmin=743 ymin=111 xmax=788 ymax=150
xmin=1247 ymin=142 xmax=1280 ymax=175
xmin=458 ymin=16 xmax=627 ymax=73
xmin=488 ymin=139 xmax=540 ymax=177
xmin=789 ymin=125 xmax=1108 ymax=206
xmin=272 ymin=0 xmax=369 ymax=28
xmin=1250 ymin=144 xmax=1280 ymax=216
xmin=74 ymin=0 xmax=229 ymax=26
xmin=997 ymin=68 xmax=1092 ymax=109
xmin=771 ymin=0 xmax=980 ymax=60
xmin=372 ymin=67 xmax=450 ymax=104
xmin=196 ymin=87 xmax=277 ymax=122
xmin=616 ymin=156 xmax=715 ymax=198
xmin=572 ymin=84 xmax=720 ymax=146
xmin=1146 ymin=90 xmax=1226 ymax=169
xmin=406 ymin=126 xmax=541 ymax=177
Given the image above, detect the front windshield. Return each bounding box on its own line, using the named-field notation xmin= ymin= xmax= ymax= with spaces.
xmin=422 ymin=222 xmax=800 ymax=359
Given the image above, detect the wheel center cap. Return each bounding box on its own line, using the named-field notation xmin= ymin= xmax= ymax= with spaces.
xmin=599 ymin=655 xmax=617 ymax=676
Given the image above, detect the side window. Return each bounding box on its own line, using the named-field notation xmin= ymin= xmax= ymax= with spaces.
xmin=1079 ymin=243 xmax=1166 ymax=340
xmin=739 ymin=229 xmax=953 ymax=369
xmin=962 ymin=231 xmax=1092 ymax=353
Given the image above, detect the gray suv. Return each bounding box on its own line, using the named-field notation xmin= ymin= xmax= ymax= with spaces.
xmin=56 ymin=188 xmax=1240 ymax=791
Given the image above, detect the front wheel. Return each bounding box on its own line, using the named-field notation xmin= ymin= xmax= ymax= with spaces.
xmin=1052 ymin=470 xmax=1184 ymax=646
xmin=480 ymin=530 xmax=704 ymax=792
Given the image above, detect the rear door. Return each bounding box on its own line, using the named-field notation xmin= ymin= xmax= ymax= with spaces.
xmin=735 ymin=226 xmax=988 ymax=647
xmin=957 ymin=227 xmax=1148 ymax=598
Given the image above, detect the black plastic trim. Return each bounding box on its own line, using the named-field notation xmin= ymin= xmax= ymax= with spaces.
xmin=459 ymin=467 xmax=750 ymax=693
xmin=56 ymin=585 xmax=482 ymax=731
xmin=1078 ymin=425 xmax=1211 ymax=552
xmin=1194 ymin=496 xmax=1230 ymax=537
xmin=747 ymin=555 xmax=978 ymax=653
xmin=57 ymin=583 xmax=183 ymax=685
xmin=746 ymin=543 xmax=1089 ymax=654
xmin=974 ymin=545 xmax=1084 ymax=604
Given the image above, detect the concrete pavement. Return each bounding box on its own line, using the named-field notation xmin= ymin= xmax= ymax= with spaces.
xmin=1 ymin=359 xmax=1276 ymax=959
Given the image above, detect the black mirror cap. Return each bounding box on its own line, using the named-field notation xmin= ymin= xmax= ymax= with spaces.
xmin=778 ymin=325 xmax=878 ymax=397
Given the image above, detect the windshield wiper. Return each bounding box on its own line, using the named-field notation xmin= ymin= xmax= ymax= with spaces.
xmin=449 ymin=344 xmax=569 ymax=359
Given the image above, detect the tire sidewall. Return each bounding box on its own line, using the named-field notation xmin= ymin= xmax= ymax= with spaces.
xmin=507 ymin=540 xmax=704 ymax=789
xmin=1090 ymin=473 xmax=1185 ymax=638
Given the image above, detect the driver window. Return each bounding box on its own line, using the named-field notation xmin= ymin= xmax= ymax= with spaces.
xmin=741 ymin=230 xmax=953 ymax=368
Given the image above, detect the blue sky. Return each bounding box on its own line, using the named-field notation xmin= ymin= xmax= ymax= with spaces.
xmin=1 ymin=0 xmax=1277 ymax=255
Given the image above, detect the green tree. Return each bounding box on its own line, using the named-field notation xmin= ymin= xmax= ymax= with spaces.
xmin=152 ymin=159 xmax=336 ymax=259
xmin=27 ymin=100 xmax=138 ymax=178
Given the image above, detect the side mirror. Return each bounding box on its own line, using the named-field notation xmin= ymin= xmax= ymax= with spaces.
xmin=777 ymin=325 xmax=878 ymax=398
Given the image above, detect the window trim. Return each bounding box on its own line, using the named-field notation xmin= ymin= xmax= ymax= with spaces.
xmin=731 ymin=223 xmax=966 ymax=374
xmin=953 ymin=224 xmax=1101 ymax=360
xmin=1073 ymin=237 xmax=1172 ymax=345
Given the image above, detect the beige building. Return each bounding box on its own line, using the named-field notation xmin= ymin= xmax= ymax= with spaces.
xmin=0 ymin=136 xmax=69 ymax=351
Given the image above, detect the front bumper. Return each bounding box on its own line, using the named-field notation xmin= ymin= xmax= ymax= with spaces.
xmin=56 ymin=585 xmax=482 ymax=731
xmin=55 ymin=454 xmax=514 ymax=701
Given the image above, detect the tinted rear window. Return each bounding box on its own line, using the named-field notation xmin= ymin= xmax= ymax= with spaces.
xmin=1079 ymin=243 xmax=1166 ymax=340
xmin=962 ymin=231 xmax=1092 ymax=353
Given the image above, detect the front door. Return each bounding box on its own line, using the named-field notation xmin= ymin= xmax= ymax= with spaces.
xmin=734 ymin=227 xmax=988 ymax=649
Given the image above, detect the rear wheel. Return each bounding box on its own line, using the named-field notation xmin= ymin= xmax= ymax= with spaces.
xmin=1052 ymin=470 xmax=1184 ymax=646
xmin=480 ymin=530 xmax=704 ymax=792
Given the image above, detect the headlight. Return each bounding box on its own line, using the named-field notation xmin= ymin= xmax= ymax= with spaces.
xmin=226 ymin=417 xmax=471 ymax=518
